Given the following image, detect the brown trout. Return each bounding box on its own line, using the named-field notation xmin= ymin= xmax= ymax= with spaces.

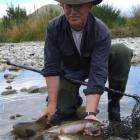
xmin=46 ymin=120 xmax=101 ymax=134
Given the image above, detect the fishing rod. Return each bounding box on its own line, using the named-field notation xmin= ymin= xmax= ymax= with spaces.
xmin=2 ymin=60 xmax=140 ymax=103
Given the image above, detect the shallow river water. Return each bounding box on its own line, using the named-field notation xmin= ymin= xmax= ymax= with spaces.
xmin=0 ymin=65 xmax=140 ymax=139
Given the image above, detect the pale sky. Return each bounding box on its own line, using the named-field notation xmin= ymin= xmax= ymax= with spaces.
xmin=0 ymin=0 xmax=140 ymax=18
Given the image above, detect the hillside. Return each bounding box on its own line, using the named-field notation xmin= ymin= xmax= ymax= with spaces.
xmin=30 ymin=4 xmax=63 ymax=17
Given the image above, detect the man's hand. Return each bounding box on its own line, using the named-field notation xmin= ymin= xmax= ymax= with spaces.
xmin=40 ymin=76 xmax=59 ymax=123
xmin=41 ymin=103 xmax=56 ymax=123
xmin=84 ymin=94 xmax=102 ymax=136
xmin=84 ymin=115 xmax=102 ymax=136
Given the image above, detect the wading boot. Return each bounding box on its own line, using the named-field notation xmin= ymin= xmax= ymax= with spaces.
xmin=108 ymin=80 xmax=126 ymax=122
xmin=108 ymin=96 xmax=121 ymax=122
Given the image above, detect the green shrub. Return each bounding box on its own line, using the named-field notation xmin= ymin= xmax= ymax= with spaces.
xmin=1 ymin=4 xmax=27 ymax=29
xmin=0 ymin=32 xmax=7 ymax=42
xmin=127 ymin=16 xmax=140 ymax=30
xmin=91 ymin=4 xmax=126 ymax=28
xmin=128 ymin=5 xmax=140 ymax=31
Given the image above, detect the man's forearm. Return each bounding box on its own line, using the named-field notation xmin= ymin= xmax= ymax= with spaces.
xmin=45 ymin=76 xmax=60 ymax=107
xmin=86 ymin=94 xmax=101 ymax=113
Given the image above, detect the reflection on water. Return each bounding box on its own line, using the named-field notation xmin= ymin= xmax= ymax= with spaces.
xmin=126 ymin=65 xmax=140 ymax=95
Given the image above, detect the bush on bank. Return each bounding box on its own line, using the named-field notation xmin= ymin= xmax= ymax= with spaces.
xmin=0 ymin=4 xmax=140 ymax=43
xmin=91 ymin=4 xmax=127 ymax=28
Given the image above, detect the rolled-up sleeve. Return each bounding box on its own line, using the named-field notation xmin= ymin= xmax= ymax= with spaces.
xmin=42 ymin=23 xmax=61 ymax=77
xmin=84 ymin=34 xmax=111 ymax=95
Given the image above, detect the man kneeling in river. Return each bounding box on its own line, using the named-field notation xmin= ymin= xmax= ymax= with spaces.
xmin=41 ymin=0 xmax=133 ymax=136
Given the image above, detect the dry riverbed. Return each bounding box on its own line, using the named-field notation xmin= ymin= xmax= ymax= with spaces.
xmin=0 ymin=37 xmax=140 ymax=71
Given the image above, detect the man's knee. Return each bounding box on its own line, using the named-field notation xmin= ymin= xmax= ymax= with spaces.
xmin=109 ymin=43 xmax=133 ymax=81
xmin=110 ymin=43 xmax=133 ymax=59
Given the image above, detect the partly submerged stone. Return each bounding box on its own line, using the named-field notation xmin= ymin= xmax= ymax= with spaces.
xmin=10 ymin=115 xmax=16 ymax=120
xmin=27 ymin=86 xmax=47 ymax=94
xmin=27 ymin=86 xmax=40 ymax=94
xmin=5 ymin=86 xmax=12 ymax=90
xmin=1 ymin=89 xmax=17 ymax=95
xmin=6 ymin=79 xmax=14 ymax=83
xmin=38 ymin=86 xmax=47 ymax=93
xmin=15 ymin=114 xmax=23 ymax=118
xmin=20 ymin=88 xmax=28 ymax=92
xmin=9 ymin=114 xmax=23 ymax=120
xmin=4 ymin=73 xmax=17 ymax=80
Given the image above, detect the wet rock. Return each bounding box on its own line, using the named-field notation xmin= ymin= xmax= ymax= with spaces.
xmin=38 ymin=86 xmax=47 ymax=93
xmin=5 ymin=86 xmax=12 ymax=90
xmin=9 ymin=114 xmax=22 ymax=120
xmin=29 ymin=53 xmax=35 ymax=56
xmin=20 ymin=88 xmax=28 ymax=92
xmin=28 ymin=86 xmax=40 ymax=93
xmin=1 ymin=89 xmax=17 ymax=95
xmin=10 ymin=115 xmax=16 ymax=120
xmin=16 ymin=114 xmax=23 ymax=118
xmin=4 ymin=73 xmax=17 ymax=80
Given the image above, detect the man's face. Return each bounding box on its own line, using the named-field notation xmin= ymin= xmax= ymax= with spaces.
xmin=63 ymin=3 xmax=92 ymax=31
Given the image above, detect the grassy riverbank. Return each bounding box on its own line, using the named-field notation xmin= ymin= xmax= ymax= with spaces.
xmin=0 ymin=4 xmax=140 ymax=43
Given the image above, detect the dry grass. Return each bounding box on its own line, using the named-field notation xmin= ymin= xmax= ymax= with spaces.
xmin=6 ymin=14 xmax=51 ymax=42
